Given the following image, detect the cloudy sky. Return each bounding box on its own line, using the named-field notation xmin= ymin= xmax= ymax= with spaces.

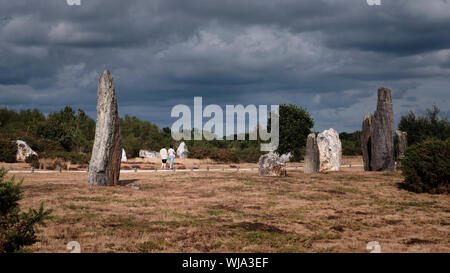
xmin=0 ymin=0 xmax=449 ymax=133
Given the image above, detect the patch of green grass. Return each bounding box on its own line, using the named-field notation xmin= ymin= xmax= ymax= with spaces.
xmin=336 ymin=175 xmax=366 ymax=182
xmin=137 ymin=239 xmax=172 ymax=252
xmin=72 ymin=196 xmax=112 ymax=202
xmin=262 ymin=201 xmax=278 ymax=208
xmin=397 ymin=201 xmax=437 ymax=207
xmin=54 ymin=211 xmax=100 ymax=224
xmin=221 ymin=185 xmax=245 ymax=192
xmin=289 ymin=193 xmax=332 ymax=201
xmin=331 ymin=186 xmax=361 ymax=194
xmin=207 ymin=209 xmax=226 ymax=216
xmin=63 ymin=204 xmax=91 ymax=211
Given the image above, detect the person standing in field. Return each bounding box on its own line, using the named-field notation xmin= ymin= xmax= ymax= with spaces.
xmin=160 ymin=147 xmax=168 ymax=170
xmin=168 ymin=145 xmax=176 ymax=170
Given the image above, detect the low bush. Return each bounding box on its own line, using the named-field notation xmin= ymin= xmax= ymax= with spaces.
xmin=25 ymin=154 xmax=40 ymax=169
xmin=400 ymin=138 xmax=449 ymax=194
xmin=0 ymin=168 xmax=52 ymax=253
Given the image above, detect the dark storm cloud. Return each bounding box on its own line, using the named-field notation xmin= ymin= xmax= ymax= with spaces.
xmin=0 ymin=0 xmax=449 ymax=132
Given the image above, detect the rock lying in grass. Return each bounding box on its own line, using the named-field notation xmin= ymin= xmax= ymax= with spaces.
xmin=139 ymin=150 xmax=160 ymax=158
xmin=361 ymin=87 xmax=395 ymax=171
xmin=258 ymin=152 xmax=288 ymax=177
xmin=304 ymin=133 xmax=320 ymax=174
xmin=15 ymin=140 xmax=38 ymax=162
xmin=88 ymin=70 xmax=122 ymax=186
xmin=177 ymin=141 xmax=189 ymax=158
xmin=317 ymin=128 xmax=342 ymax=172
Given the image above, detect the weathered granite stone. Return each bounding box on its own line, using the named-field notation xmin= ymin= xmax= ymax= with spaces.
xmin=121 ymin=149 xmax=127 ymax=162
xmin=16 ymin=140 xmax=38 ymax=162
xmin=88 ymin=70 xmax=122 ymax=186
xmin=139 ymin=150 xmax=160 ymax=158
xmin=304 ymin=133 xmax=319 ymax=174
xmin=361 ymin=113 xmax=373 ymax=171
xmin=361 ymin=87 xmax=395 ymax=171
xmin=258 ymin=152 xmax=288 ymax=177
xmin=317 ymin=128 xmax=342 ymax=172
xmin=396 ymin=130 xmax=408 ymax=159
xmin=177 ymin=142 xmax=189 ymax=158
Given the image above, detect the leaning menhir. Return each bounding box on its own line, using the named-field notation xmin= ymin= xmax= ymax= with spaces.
xmin=88 ymin=70 xmax=122 ymax=186
xmin=361 ymin=87 xmax=395 ymax=171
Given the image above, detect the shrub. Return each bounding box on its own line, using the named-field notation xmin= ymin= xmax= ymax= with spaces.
xmin=189 ymin=147 xmax=212 ymax=160
xmin=209 ymin=149 xmax=239 ymax=163
xmin=0 ymin=168 xmax=52 ymax=253
xmin=25 ymin=154 xmax=40 ymax=169
xmin=237 ymin=148 xmax=264 ymax=163
xmin=400 ymin=138 xmax=449 ymax=194
xmin=0 ymin=136 xmax=17 ymax=163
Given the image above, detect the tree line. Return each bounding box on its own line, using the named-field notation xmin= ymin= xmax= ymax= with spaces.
xmin=0 ymin=105 xmax=448 ymax=164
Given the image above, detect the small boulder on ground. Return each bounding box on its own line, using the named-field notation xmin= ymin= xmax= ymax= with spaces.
xmin=258 ymin=152 xmax=288 ymax=177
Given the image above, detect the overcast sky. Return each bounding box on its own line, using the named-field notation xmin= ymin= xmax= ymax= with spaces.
xmin=0 ymin=0 xmax=449 ymax=133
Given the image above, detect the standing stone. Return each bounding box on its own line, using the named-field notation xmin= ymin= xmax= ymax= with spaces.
xmin=15 ymin=140 xmax=38 ymax=162
xmin=317 ymin=128 xmax=342 ymax=172
xmin=258 ymin=152 xmax=288 ymax=177
xmin=177 ymin=142 xmax=189 ymax=158
xmin=304 ymin=133 xmax=319 ymax=174
xmin=88 ymin=70 xmax=122 ymax=186
xmin=361 ymin=113 xmax=373 ymax=171
xmin=361 ymin=88 xmax=395 ymax=171
xmin=396 ymin=130 xmax=408 ymax=159
xmin=121 ymin=149 xmax=127 ymax=162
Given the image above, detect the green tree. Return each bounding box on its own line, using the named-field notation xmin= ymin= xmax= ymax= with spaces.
xmin=270 ymin=104 xmax=314 ymax=161
xmin=398 ymin=105 xmax=450 ymax=146
xmin=340 ymin=131 xmax=362 ymax=156
xmin=0 ymin=135 xmax=17 ymax=163
xmin=0 ymin=168 xmax=52 ymax=253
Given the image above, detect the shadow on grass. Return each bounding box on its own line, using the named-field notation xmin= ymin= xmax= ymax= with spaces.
xmin=118 ymin=179 xmax=139 ymax=186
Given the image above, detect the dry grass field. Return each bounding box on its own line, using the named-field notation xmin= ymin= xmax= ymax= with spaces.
xmin=4 ymin=157 xmax=449 ymax=253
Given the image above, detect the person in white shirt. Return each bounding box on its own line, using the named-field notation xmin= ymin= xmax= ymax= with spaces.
xmin=168 ymin=145 xmax=176 ymax=169
xmin=160 ymin=147 xmax=168 ymax=170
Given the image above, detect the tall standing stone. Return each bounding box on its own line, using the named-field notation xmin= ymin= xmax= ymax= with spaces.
xmin=304 ymin=133 xmax=319 ymax=174
xmin=317 ymin=128 xmax=342 ymax=172
xmin=361 ymin=87 xmax=395 ymax=171
xmin=88 ymin=70 xmax=122 ymax=186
